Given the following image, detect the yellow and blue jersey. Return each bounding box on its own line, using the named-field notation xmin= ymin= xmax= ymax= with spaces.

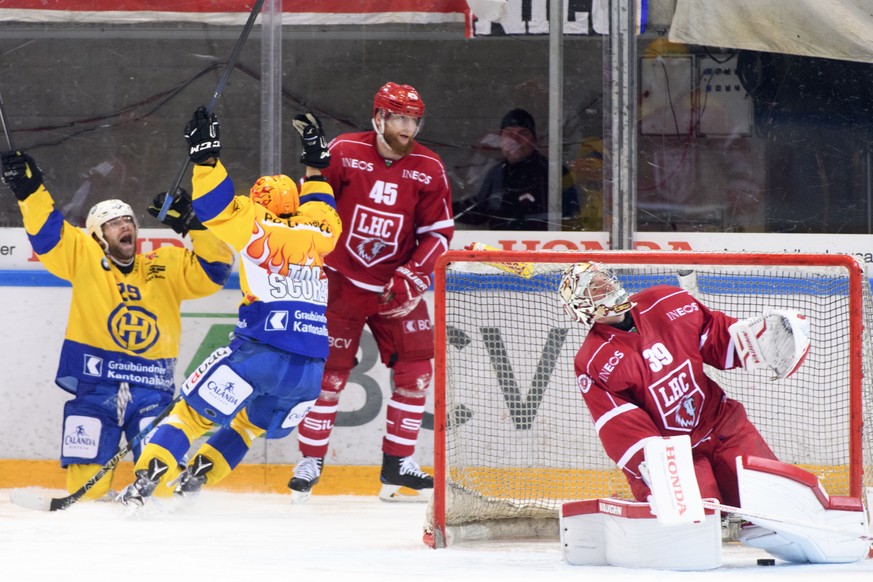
xmin=190 ymin=161 xmax=341 ymax=359
xmin=19 ymin=185 xmax=234 ymax=394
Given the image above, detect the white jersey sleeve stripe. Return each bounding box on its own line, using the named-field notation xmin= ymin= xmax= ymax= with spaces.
xmin=417 ymin=219 xmax=454 ymax=234
xmin=593 ymin=402 xmax=639 ymax=433
xmin=616 ymin=438 xmax=648 ymax=475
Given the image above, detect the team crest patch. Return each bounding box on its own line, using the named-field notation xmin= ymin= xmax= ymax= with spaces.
xmin=648 ymin=360 xmax=705 ymax=432
xmin=675 ymin=395 xmax=698 ymax=429
xmin=356 ymin=237 xmax=388 ymax=262
xmin=107 ymin=304 xmax=160 ymax=353
xmin=346 ymin=206 xmax=403 ymax=266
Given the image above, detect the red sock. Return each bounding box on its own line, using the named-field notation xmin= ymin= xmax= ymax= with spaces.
xmin=383 ymin=392 xmax=426 ymax=457
xmin=297 ymin=395 xmax=339 ymax=458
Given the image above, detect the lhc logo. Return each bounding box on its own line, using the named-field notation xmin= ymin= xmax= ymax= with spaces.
xmin=107 ymin=304 xmax=160 ymax=353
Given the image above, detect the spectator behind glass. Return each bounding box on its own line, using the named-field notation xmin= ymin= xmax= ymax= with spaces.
xmin=454 ymin=108 xmax=580 ymax=230
xmin=568 ymin=136 xmax=605 ymax=231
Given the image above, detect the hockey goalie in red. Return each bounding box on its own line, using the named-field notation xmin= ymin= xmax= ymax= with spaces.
xmin=559 ymin=262 xmax=810 ymax=507
xmin=289 ymin=82 xmax=454 ymax=502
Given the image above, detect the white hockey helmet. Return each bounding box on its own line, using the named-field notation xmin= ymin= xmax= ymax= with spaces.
xmin=86 ymin=199 xmax=137 ymax=249
xmin=559 ymin=262 xmax=635 ymax=324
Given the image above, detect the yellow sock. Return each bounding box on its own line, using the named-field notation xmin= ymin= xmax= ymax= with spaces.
xmin=187 ymin=409 xmax=265 ymax=487
xmin=133 ymin=446 xmax=182 ymax=498
xmin=67 ymin=463 xmax=114 ymax=501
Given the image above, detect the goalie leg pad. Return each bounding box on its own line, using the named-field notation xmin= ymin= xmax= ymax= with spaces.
xmin=736 ymin=456 xmax=869 ymax=563
xmin=561 ymin=498 xmax=722 ymax=570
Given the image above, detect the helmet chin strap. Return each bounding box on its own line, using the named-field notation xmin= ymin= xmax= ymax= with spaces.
xmin=372 ymin=115 xmax=404 ymax=159
xmin=94 ymin=232 xmax=135 ymax=268
xmin=372 ymin=116 xmax=390 ymax=150
xmin=107 ymin=251 xmax=134 ymax=268
xmin=372 ymin=112 xmax=422 ymax=155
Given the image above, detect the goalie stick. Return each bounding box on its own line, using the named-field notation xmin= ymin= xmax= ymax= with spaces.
xmin=10 ymin=396 xmax=180 ymax=512
xmin=157 ymin=0 xmax=266 ymax=221
xmin=700 ymin=498 xmax=873 ymax=543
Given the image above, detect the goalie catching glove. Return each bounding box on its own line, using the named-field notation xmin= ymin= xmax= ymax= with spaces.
xmin=729 ymin=309 xmax=811 ymax=380
xmin=292 ymin=113 xmax=330 ymax=169
xmin=148 ymin=189 xmax=204 ymax=236
xmin=379 ymin=262 xmax=431 ymax=318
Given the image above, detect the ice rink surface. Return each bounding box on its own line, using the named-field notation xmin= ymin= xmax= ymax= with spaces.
xmin=2 ymin=488 xmax=872 ymax=582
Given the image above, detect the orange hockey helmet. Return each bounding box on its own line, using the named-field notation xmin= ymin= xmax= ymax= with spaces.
xmin=249 ymin=174 xmax=299 ymax=217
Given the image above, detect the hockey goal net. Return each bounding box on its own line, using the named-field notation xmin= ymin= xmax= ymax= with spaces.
xmin=425 ymin=250 xmax=873 ymax=548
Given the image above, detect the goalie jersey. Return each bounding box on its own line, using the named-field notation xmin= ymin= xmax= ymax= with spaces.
xmin=573 ymin=285 xmax=742 ymax=481
xmin=18 ymin=186 xmax=234 ymax=395
xmin=191 ymin=161 xmax=341 ymax=359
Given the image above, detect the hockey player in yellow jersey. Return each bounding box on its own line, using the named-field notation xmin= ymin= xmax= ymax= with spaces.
xmin=0 ymin=150 xmax=234 ymax=501
xmin=116 ymin=108 xmax=341 ymax=506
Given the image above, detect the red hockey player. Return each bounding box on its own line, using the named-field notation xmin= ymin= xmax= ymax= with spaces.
xmin=558 ymin=262 xmax=810 ymax=508
xmin=289 ymin=82 xmax=454 ymax=502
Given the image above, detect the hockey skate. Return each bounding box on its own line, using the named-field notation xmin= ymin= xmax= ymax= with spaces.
xmin=116 ymin=458 xmax=169 ymax=507
xmin=378 ymin=454 xmax=433 ymax=503
xmin=288 ymin=456 xmax=323 ymax=504
xmin=171 ymin=454 xmax=214 ymax=500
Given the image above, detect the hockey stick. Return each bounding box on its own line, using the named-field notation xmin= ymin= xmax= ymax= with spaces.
xmin=10 ymin=395 xmax=181 ymax=512
xmin=157 ymin=0 xmax=265 ymax=221
xmin=464 ymin=242 xmax=534 ymax=278
xmin=0 ymin=86 xmax=16 ymax=150
xmin=700 ymin=498 xmax=873 ymax=543
xmin=643 ymin=436 xmax=873 ymax=542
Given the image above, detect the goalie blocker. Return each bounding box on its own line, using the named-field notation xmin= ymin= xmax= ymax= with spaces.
xmin=729 ymin=309 xmax=810 ymax=380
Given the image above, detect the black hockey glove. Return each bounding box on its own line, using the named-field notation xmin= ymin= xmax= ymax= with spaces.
xmin=1 ymin=150 xmax=44 ymax=201
xmin=292 ymin=113 xmax=331 ymax=169
xmin=148 ymin=188 xmax=205 ymax=236
xmin=185 ymin=106 xmax=221 ymax=165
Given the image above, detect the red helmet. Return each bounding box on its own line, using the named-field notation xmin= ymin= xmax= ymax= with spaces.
xmin=372 ymin=82 xmax=425 ymax=119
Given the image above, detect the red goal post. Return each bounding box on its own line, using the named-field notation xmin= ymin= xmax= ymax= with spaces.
xmin=425 ymin=250 xmax=873 ymax=548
